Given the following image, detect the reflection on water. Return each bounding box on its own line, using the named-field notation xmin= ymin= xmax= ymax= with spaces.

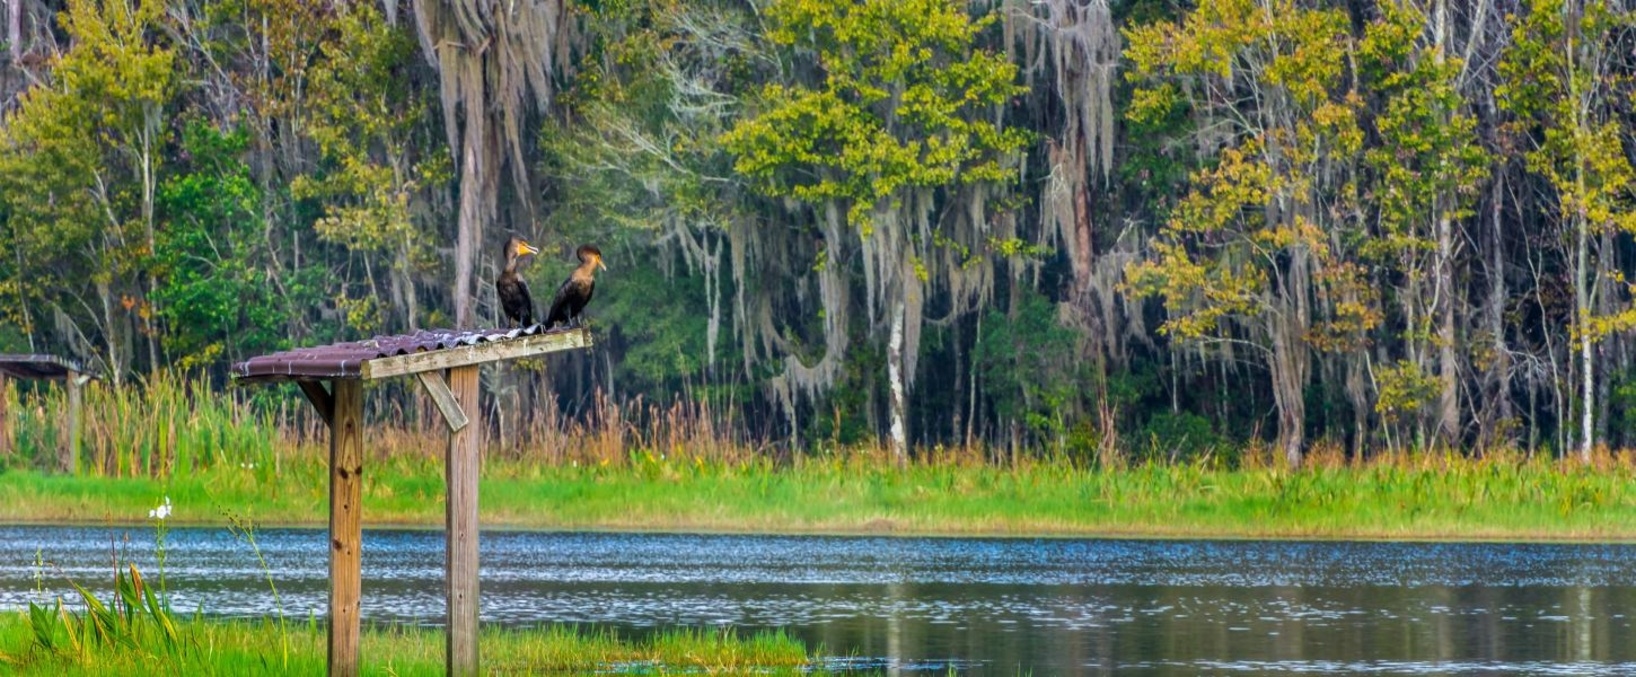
xmin=2 ymin=526 xmax=1634 ymax=674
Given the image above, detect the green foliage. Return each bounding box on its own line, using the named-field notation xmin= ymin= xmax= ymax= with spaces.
xmin=594 ymin=260 xmax=716 ymax=388
xmin=0 ymin=0 xmax=177 ymax=368
xmin=151 ymin=123 xmax=285 ymax=367
xmin=1374 ymin=360 xmax=1440 ymax=425
xmin=822 ymin=342 xmax=887 ymax=446
xmin=1611 ymin=369 xmax=1636 ymax=443
xmin=9 ymin=596 xmax=809 ymax=674
xmin=1124 ymin=0 xmax=1375 ymax=343
xmin=1498 ymin=0 xmax=1636 ymax=342
xmin=1358 ymin=2 xmax=1490 ymax=259
xmin=1137 ymin=411 xmax=1223 ymax=465
xmin=976 ymin=290 xmax=1081 ymax=446
xmin=722 ymin=0 xmax=1029 ymax=230
xmin=7 ymin=0 xmax=1636 ymax=460
xmin=545 ymin=0 xmax=757 ymax=232
xmin=540 ymin=0 xmax=758 ymax=405
xmin=289 ymin=2 xmax=443 ymax=335
xmin=26 ymin=564 xmax=182 ymax=662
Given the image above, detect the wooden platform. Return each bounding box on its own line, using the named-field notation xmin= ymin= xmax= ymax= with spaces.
xmin=231 ymin=325 xmax=592 ymax=677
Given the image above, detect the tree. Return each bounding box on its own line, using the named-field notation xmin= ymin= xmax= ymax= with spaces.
xmin=1358 ymin=1 xmax=1490 ymax=451
xmin=723 ymin=0 xmax=1029 ymax=461
xmin=1498 ymin=0 xmax=1636 ymax=458
xmin=1124 ymin=0 xmax=1378 ymax=467
xmin=411 ymin=0 xmax=567 ymax=327
xmin=295 ymin=2 xmax=446 ymax=333
xmin=0 ymin=0 xmax=176 ymax=384
xmin=152 ymin=122 xmax=287 ymax=368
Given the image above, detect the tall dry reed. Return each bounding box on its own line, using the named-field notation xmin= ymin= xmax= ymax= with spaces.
xmin=8 ymin=374 xmax=1636 ymax=479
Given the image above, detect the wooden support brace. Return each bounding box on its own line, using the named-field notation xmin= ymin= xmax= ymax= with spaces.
xmin=328 ymin=379 xmax=364 ymax=677
xmin=417 ymin=370 xmax=469 ymax=433
xmin=445 ymin=364 xmax=481 ymax=676
xmin=299 ymin=380 xmax=335 ymax=428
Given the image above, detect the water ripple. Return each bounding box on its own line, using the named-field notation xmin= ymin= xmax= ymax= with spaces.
xmin=3 ymin=526 xmax=1634 ymax=674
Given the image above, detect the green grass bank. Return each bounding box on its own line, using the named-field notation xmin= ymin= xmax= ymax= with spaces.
xmin=0 ymin=611 xmax=811 ymax=676
xmin=4 ymin=374 xmax=1635 ymax=540
xmin=3 ymin=450 xmax=1634 ymax=540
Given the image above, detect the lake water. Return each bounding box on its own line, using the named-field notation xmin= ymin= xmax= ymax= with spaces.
xmin=2 ymin=526 xmax=1634 ymax=674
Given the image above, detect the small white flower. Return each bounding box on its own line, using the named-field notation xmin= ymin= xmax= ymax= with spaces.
xmin=149 ymin=496 xmax=172 ymax=521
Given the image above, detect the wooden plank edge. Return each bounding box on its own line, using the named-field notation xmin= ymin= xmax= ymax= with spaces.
xmin=359 ymin=328 xmax=592 ymax=381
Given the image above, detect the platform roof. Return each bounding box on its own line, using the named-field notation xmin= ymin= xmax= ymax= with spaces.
xmin=0 ymin=354 xmax=91 ymax=380
xmin=231 ymin=325 xmax=592 ymax=383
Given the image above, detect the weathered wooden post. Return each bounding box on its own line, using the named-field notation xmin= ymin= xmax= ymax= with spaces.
xmin=0 ymin=372 xmax=10 ymax=456
xmin=444 ymin=365 xmax=481 ymax=676
xmin=233 ymin=327 xmax=591 ymax=676
xmin=63 ymin=370 xmax=84 ymax=473
xmin=329 ymin=379 xmax=363 ymax=675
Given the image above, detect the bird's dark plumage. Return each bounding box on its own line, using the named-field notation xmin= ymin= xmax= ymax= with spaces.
xmin=497 ymin=236 xmax=540 ymax=327
xmin=545 ymin=244 xmax=607 ymax=328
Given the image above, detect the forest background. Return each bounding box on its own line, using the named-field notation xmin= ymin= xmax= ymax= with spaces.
xmin=2 ymin=0 xmax=1635 ymax=470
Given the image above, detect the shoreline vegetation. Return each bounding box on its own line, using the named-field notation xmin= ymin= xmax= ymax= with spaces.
xmin=2 ymin=450 xmax=1634 ymax=541
xmin=2 ymin=376 xmax=1635 ymax=541
xmin=0 ymin=612 xmax=813 ymax=675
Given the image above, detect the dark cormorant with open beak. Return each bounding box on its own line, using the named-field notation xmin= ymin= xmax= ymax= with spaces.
xmin=497 ymin=235 xmax=541 ymax=327
xmin=545 ymin=244 xmax=607 ymax=328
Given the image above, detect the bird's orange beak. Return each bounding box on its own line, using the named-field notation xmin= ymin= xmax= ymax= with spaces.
xmin=597 ymin=257 xmax=608 ymax=272
xmin=519 ymin=242 xmax=540 ymax=256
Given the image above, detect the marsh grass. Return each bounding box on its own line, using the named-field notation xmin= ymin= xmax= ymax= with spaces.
xmin=0 ymin=611 xmax=812 ymax=676
xmin=1 ymin=443 xmax=1633 ymax=539
xmin=4 ymin=375 xmax=1636 ymax=539
xmin=2 ymin=372 xmax=278 ymax=478
xmin=21 ymin=564 xmax=182 ymax=667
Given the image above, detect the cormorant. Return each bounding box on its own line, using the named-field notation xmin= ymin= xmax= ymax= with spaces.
xmin=545 ymin=244 xmax=607 ymax=329
xmin=497 ymin=235 xmax=541 ymax=327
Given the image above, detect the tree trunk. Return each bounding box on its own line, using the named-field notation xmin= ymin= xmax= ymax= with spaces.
xmin=1436 ymin=212 xmax=1460 ymax=448
xmin=1595 ymin=231 xmax=1613 ymax=446
xmin=1071 ymin=157 xmax=1093 ymax=308
xmin=0 ymin=373 xmax=9 ymax=457
xmin=454 ymin=121 xmax=488 ymax=328
xmin=141 ymin=115 xmax=162 ymax=374
xmin=887 ymin=296 xmax=909 ymax=467
xmin=966 ymin=311 xmax=980 ymax=448
xmin=97 ymin=278 xmax=124 ymax=387
xmin=1484 ymin=172 xmax=1512 ymax=450
xmin=1576 ymin=213 xmax=1592 ymax=460
xmin=1346 ymin=352 xmax=1369 ymax=459
xmin=1270 ymin=244 xmax=1311 ymax=468
xmin=1271 ymin=325 xmax=1306 ymax=468
xmin=6 ymin=0 xmax=20 ymax=63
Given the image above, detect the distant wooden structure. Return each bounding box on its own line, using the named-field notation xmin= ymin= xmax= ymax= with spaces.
xmin=231 ymin=326 xmax=592 ymax=677
xmin=0 ymin=354 xmax=95 ymax=469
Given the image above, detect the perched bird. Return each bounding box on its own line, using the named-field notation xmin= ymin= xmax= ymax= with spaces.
xmin=545 ymin=244 xmax=607 ymax=329
xmin=496 ymin=235 xmax=541 ymax=327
